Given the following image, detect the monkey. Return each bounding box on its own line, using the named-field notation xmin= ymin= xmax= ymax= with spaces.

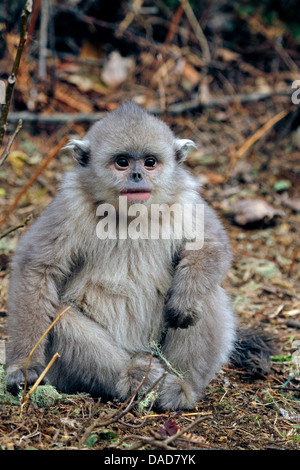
xmin=5 ymin=101 xmax=273 ymax=410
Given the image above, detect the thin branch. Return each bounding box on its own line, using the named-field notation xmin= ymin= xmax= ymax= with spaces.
xmin=21 ymin=352 xmax=60 ymax=411
xmin=80 ymin=362 xmax=168 ymax=446
xmin=0 ymin=0 xmax=32 ymax=146
xmin=223 ymin=108 xmax=290 ymax=181
xmin=0 ymin=119 xmax=22 ymax=167
xmin=4 ymin=86 xmax=292 ymax=123
xmin=163 ymin=414 xmax=210 ymax=446
xmin=21 ymin=306 xmax=71 ymax=405
xmin=164 ymin=3 xmax=184 ymax=45
xmin=181 ymin=0 xmax=211 ymax=63
xmin=0 ymin=214 xmax=32 ymax=240
xmin=117 ymin=0 xmax=143 ymax=33
xmin=127 ymin=414 xmax=211 ymax=450
xmin=38 ymin=0 xmax=49 ymax=79
xmin=161 ymin=86 xmax=292 ymax=114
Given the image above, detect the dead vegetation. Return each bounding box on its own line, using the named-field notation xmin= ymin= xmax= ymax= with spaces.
xmin=0 ymin=0 xmax=300 ymax=451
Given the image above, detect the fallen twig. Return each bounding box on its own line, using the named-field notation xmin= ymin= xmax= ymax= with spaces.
xmin=127 ymin=414 xmax=211 ymax=450
xmin=5 ymin=86 xmax=292 ymax=124
xmin=21 ymin=352 xmax=60 ymax=411
xmin=161 ymin=86 xmax=292 ymax=114
xmin=21 ymin=306 xmax=70 ymax=408
xmin=80 ymin=359 xmax=168 ymax=446
xmin=164 ymin=3 xmax=184 ymax=45
xmin=7 ymin=111 xmax=106 ymax=123
xmin=223 ymin=108 xmax=290 ymax=181
xmin=117 ymin=0 xmax=143 ymax=33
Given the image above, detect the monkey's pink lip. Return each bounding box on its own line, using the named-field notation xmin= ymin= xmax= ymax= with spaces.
xmin=120 ymin=191 xmax=152 ymax=201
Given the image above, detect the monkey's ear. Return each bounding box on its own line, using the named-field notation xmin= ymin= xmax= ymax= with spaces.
xmin=174 ymin=138 xmax=197 ymax=163
xmin=63 ymin=139 xmax=91 ymax=167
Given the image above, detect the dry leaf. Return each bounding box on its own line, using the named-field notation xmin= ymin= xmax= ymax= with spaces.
xmin=282 ymin=198 xmax=300 ymax=212
xmin=102 ymin=51 xmax=135 ymax=88
xmin=215 ymin=47 xmax=240 ymax=62
xmin=229 ymin=199 xmax=285 ymax=227
xmin=175 ymin=58 xmax=201 ymax=86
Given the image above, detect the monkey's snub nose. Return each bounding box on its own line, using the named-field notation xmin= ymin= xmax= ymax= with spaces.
xmin=130 ymin=172 xmax=143 ymax=183
xmin=120 ymin=190 xmax=152 ymax=202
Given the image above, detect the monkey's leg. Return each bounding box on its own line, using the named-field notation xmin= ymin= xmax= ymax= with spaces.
xmin=46 ymin=307 xmax=186 ymax=402
xmin=161 ymin=287 xmax=236 ymax=409
xmin=45 ymin=307 xmax=133 ymax=396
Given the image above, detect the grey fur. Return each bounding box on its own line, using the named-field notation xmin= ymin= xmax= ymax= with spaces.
xmin=5 ymin=102 xmax=236 ymax=409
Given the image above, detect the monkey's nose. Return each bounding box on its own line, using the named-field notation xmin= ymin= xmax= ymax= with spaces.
xmin=130 ymin=172 xmax=143 ymax=183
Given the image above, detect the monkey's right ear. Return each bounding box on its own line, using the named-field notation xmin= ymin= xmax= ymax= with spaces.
xmin=174 ymin=138 xmax=197 ymax=163
xmin=63 ymin=139 xmax=91 ymax=167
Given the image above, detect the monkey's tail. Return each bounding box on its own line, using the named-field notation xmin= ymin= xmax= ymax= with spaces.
xmin=229 ymin=326 xmax=277 ymax=379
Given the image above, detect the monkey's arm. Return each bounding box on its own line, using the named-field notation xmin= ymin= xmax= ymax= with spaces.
xmin=164 ymin=202 xmax=232 ymax=328
xmin=5 ymin=193 xmax=82 ymax=387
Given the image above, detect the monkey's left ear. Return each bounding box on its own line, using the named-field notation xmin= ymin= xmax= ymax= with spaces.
xmin=174 ymin=138 xmax=197 ymax=163
xmin=63 ymin=139 xmax=91 ymax=167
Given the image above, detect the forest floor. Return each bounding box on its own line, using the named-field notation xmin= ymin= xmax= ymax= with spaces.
xmin=0 ymin=97 xmax=299 ymax=451
xmin=0 ymin=2 xmax=300 ymax=451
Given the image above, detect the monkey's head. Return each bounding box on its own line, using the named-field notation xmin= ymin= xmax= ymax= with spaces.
xmin=66 ymin=102 xmax=196 ymax=206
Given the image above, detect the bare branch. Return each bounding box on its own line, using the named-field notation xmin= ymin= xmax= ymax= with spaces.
xmin=80 ymin=359 xmax=168 ymax=447
xmin=126 ymin=413 xmax=211 ymax=450
xmin=0 ymin=214 xmax=32 ymax=240
xmin=38 ymin=0 xmax=49 ymax=79
xmin=20 ymin=306 xmax=71 ymax=407
xmin=4 ymin=86 xmax=292 ymax=124
xmin=0 ymin=119 xmax=22 ymax=167
xmin=181 ymin=0 xmax=211 ymax=63
xmin=0 ymin=0 xmax=32 ymax=146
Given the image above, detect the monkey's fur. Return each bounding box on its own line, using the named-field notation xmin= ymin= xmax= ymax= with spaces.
xmin=5 ymin=102 xmax=273 ymax=409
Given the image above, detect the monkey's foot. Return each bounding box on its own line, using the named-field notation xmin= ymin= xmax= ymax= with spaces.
xmin=117 ymin=355 xmax=197 ymax=410
xmin=156 ymin=375 xmax=197 ymax=410
xmin=5 ymin=364 xmax=45 ymax=393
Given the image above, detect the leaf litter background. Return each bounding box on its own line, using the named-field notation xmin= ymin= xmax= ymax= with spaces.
xmin=0 ymin=0 xmax=300 ymax=450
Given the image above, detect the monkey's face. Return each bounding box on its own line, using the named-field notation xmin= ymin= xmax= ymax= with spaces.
xmin=68 ymin=102 xmax=196 ymax=206
xmin=109 ymin=153 xmax=163 ymax=203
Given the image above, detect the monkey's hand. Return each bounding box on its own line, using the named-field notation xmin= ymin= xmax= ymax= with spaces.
xmin=5 ymin=364 xmax=46 ymax=394
xmin=164 ymin=285 xmax=200 ymax=329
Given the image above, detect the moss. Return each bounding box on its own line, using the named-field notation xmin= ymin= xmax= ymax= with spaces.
xmin=30 ymin=385 xmax=63 ymax=407
xmin=0 ymin=365 xmax=20 ymax=405
xmin=0 ymin=365 xmax=62 ymax=407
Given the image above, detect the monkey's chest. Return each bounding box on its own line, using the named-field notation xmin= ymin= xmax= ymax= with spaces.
xmin=64 ymin=239 xmax=176 ymax=350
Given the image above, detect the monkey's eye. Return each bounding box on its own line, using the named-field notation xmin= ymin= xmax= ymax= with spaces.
xmin=115 ymin=156 xmax=129 ymax=169
xmin=144 ymin=157 xmax=157 ymax=168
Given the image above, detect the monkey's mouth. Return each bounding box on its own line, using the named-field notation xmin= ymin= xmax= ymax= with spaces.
xmin=120 ymin=190 xmax=152 ymax=202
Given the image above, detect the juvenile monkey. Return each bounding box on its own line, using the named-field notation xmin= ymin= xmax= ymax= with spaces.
xmin=5 ymin=102 xmax=271 ymax=409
